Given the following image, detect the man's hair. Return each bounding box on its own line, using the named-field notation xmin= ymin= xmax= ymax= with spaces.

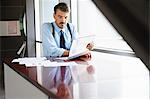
xmin=54 ymin=2 xmax=70 ymax=14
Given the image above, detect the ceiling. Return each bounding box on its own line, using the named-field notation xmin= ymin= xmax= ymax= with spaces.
xmin=0 ymin=0 xmax=26 ymax=21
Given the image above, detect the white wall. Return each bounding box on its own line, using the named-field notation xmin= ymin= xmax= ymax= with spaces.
xmin=40 ymin=0 xmax=58 ymax=24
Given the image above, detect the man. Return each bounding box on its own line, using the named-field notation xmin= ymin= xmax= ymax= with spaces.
xmin=42 ymin=2 xmax=93 ymax=57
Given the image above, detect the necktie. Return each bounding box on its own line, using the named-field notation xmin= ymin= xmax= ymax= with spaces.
xmin=53 ymin=67 xmax=66 ymax=86
xmin=60 ymin=30 xmax=66 ymax=49
xmin=60 ymin=66 xmax=66 ymax=82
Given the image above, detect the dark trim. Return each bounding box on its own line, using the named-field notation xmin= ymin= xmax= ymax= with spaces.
xmin=92 ymin=48 xmax=136 ymax=57
xmin=35 ymin=41 xmax=42 ymax=43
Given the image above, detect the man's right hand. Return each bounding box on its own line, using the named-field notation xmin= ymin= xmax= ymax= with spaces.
xmin=56 ymin=83 xmax=72 ymax=99
xmin=62 ymin=50 xmax=69 ymax=57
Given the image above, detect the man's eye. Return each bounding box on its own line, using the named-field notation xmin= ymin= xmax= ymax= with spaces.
xmin=65 ymin=17 xmax=68 ymax=19
xmin=58 ymin=16 xmax=62 ymax=18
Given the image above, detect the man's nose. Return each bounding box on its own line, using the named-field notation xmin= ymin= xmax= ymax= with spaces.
xmin=61 ymin=17 xmax=66 ymax=22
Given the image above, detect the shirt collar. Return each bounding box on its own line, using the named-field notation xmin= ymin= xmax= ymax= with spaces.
xmin=53 ymin=22 xmax=66 ymax=34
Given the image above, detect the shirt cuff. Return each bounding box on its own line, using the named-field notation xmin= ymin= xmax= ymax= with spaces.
xmin=58 ymin=48 xmax=65 ymax=57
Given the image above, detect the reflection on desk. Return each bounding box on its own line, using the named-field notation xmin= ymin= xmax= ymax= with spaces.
xmin=3 ymin=51 xmax=149 ymax=99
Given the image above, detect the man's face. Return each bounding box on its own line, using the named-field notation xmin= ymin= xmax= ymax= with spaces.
xmin=54 ymin=9 xmax=69 ymax=29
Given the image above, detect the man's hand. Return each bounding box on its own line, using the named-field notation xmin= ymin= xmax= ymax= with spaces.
xmin=62 ymin=50 xmax=69 ymax=57
xmin=78 ymin=52 xmax=92 ymax=61
xmin=87 ymin=65 xmax=95 ymax=74
xmin=56 ymin=83 xmax=72 ymax=99
xmin=86 ymin=42 xmax=94 ymax=50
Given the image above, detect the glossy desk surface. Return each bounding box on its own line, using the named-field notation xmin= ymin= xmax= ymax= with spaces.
xmin=3 ymin=51 xmax=149 ymax=99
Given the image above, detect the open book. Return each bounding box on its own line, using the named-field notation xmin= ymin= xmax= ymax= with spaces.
xmin=57 ymin=35 xmax=95 ymax=60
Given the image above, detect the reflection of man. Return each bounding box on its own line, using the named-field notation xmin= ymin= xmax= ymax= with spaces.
xmin=42 ymin=67 xmax=73 ymax=98
xmin=42 ymin=2 xmax=94 ymax=57
xmin=72 ymin=57 xmax=95 ymax=83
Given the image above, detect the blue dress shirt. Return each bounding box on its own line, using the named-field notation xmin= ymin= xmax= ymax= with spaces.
xmin=42 ymin=22 xmax=78 ymax=57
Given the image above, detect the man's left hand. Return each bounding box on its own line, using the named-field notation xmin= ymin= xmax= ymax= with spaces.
xmin=86 ymin=42 xmax=94 ymax=50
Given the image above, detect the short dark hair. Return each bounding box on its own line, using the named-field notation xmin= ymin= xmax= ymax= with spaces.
xmin=54 ymin=2 xmax=70 ymax=14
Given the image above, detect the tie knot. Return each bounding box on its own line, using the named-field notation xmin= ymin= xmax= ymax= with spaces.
xmin=60 ymin=30 xmax=63 ymax=33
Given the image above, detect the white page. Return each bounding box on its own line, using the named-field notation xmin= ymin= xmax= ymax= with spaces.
xmin=68 ymin=35 xmax=95 ymax=59
xmin=43 ymin=61 xmax=77 ymax=67
xmin=12 ymin=57 xmax=77 ymax=67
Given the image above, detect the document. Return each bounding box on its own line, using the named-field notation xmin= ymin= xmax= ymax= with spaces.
xmin=64 ymin=35 xmax=95 ymax=60
xmin=12 ymin=57 xmax=77 ymax=67
xmin=12 ymin=57 xmax=46 ymax=63
xmin=43 ymin=60 xmax=77 ymax=67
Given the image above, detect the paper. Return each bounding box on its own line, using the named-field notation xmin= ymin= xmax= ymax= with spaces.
xmin=12 ymin=57 xmax=46 ymax=63
xmin=66 ymin=35 xmax=95 ymax=60
xmin=12 ymin=57 xmax=47 ymax=67
xmin=43 ymin=61 xmax=77 ymax=67
xmin=12 ymin=57 xmax=77 ymax=67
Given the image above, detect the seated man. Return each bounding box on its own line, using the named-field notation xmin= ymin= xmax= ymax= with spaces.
xmin=42 ymin=2 xmax=93 ymax=57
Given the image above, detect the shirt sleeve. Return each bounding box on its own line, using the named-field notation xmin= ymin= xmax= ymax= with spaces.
xmin=42 ymin=23 xmax=65 ymax=57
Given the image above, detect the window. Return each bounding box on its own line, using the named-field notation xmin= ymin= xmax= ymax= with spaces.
xmin=72 ymin=0 xmax=134 ymax=55
xmin=34 ymin=0 xmax=59 ymax=57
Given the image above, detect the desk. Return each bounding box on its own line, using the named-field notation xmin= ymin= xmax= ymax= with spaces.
xmin=3 ymin=51 xmax=149 ymax=99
